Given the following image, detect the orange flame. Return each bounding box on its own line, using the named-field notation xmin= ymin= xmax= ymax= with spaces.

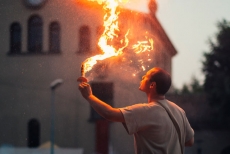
xmin=83 ymin=0 xmax=129 ymax=73
xmin=133 ymin=38 xmax=154 ymax=54
xmin=82 ymin=0 xmax=154 ymax=75
xmin=133 ymin=38 xmax=154 ymax=71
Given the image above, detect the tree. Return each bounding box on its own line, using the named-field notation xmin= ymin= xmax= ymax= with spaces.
xmin=180 ymin=84 xmax=190 ymax=94
xmin=190 ymin=76 xmax=203 ymax=93
xmin=202 ymin=19 xmax=230 ymax=124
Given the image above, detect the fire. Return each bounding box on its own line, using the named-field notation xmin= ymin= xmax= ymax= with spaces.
xmin=132 ymin=38 xmax=154 ymax=71
xmin=82 ymin=0 xmax=154 ymax=76
xmin=133 ymin=38 xmax=154 ymax=54
xmin=83 ymin=0 xmax=129 ymax=73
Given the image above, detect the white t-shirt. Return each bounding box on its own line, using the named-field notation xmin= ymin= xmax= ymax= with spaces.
xmin=119 ymin=99 xmax=194 ymax=154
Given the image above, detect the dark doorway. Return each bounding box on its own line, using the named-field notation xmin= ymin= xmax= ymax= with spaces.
xmin=28 ymin=118 xmax=40 ymax=147
xmin=90 ymin=82 xmax=114 ymax=154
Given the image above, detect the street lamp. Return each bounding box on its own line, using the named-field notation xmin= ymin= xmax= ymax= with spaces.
xmin=50 ymin=79 xmax=63 ymax=154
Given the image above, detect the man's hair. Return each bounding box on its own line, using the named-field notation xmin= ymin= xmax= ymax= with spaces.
xmin=149 ymin=67 xmax=171 ymax=95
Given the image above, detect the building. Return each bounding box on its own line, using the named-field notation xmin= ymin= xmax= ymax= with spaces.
xmin=0 ymin=0 xmax=177 ymax=153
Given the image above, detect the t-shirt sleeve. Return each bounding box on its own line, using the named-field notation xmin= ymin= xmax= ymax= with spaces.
xmin=184 ymin=115 xmax=194 ymax=142
xmin=119 ymin=104 xmax=142 ymax=135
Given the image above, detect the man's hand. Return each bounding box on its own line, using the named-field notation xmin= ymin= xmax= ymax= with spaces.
xmin=78 ymin=82 xmax=93 ymax=100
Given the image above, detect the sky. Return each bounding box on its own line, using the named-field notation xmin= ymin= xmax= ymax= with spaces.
xmin=122 ymin=0 xmax=230 ymax=89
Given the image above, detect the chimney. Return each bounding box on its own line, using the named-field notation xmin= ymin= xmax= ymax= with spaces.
xmin=148 ymin=0 xmax=158 ymax=15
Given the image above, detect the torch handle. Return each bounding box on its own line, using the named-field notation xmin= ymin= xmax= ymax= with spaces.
xmin=77 ymin=63 xmax=88 ymax=82
xmin=81 ymin=64 xmax=85 ymax=77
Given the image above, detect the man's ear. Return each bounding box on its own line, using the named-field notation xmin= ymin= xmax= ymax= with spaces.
xmin=150 ymin=82 xmax=155 ymax=88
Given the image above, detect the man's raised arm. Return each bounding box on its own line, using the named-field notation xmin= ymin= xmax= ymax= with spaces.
xmin=78 ymin=82 xmax=125 ymax=122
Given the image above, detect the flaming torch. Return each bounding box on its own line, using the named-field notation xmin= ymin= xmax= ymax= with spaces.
xmin=77 ymin=0 xmax=154 ymax=82
xmin=77 ymin=63 xmax=88 ymax=82
xmin=77 ymin=0 xmax=128 ymax=82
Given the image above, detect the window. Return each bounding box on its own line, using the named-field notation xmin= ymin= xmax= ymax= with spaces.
xmin=49 ymin=21 xmax=61 ymax=53
xmin=10 ymin=22 xmax=21 ymax=54
xmin=89 ymin=82 xmax=114 ymax=121
xmin=78 ymin=25 xmax=91 ymax=54
xmin=28 ymin=15 xmax=43 ymax=53
xmin=28 ymin=118 xmax=40 ymax=147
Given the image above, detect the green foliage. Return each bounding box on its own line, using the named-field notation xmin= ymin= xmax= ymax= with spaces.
xmin=202 ymin=19 xmax=230 ymax=123
xmin=190 ymin=76 xmax=203 ymax=93
xmin=180 ymin=84 xmax=190 ymax=94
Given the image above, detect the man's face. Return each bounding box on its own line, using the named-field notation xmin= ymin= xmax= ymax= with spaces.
xmin=139 ymin=69 xmax=155 ymax=92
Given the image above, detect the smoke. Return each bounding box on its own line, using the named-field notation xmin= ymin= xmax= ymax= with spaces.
xmin=85 ymin=28 xmax=164 ymax=83
xmin=84 ymin=0 xmax=165 ymax=89
xmin=86 ymin=50 xmax=150 ymax=82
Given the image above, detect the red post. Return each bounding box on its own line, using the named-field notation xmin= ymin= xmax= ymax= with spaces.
xmin=96 ymin=119 xmax=109 ymax=154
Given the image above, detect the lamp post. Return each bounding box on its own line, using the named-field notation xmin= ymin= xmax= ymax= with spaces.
xmin=50 ymin=79 xmax=63 ymax=154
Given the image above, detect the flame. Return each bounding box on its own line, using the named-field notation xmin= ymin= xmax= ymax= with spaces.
xmin=132 ymin=38 xmax=154 ymax=54
xmin=132 ymin=38 xmax=154 ymax=71
xmin=82 ymin=0 xmax=154 ymax=75
xmin=84 ymin=0 xmax=129 ymax=73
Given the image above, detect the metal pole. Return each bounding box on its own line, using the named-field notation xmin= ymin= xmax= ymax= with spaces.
xmin=49 ymin=79 xmax=63 ymax=154
xmin=50 ymin=89 xmax=55 ymax=154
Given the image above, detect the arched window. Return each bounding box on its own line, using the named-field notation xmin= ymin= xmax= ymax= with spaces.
xmin=49 ymin=21 xmax=61 ymax=53
xmin=78 ymin=25 xmax=91 ymax=54
xmin=28 ymin=118 xmax=40 ymax=147
xmin=10 ymin=22 xmax=21 ymax=54
xmin=28 ymin=15 xmax=43 ymax=53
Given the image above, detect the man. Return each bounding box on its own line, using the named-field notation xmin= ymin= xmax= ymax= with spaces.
xmin=78 ymin=67 xmax=194 ymax=154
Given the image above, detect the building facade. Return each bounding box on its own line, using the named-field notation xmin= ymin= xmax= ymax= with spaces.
xmin=0 ymin=0 xmax=177 ymax=153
